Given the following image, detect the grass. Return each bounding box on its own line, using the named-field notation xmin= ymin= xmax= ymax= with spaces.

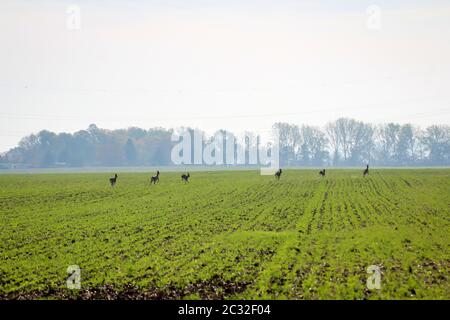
xmin=0 ymin=169 xmax=449 ymax=299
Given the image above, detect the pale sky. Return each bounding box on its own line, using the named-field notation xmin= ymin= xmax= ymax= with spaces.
xmin=1 ymin=0 xmax=450 ymax=152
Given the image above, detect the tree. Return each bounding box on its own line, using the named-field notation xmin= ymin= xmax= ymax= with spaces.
xmin=349 ymin=122 xmax=374 ymax=165
xmin=42 ymin=151 xmax=55 ymax=167
xmin=298 ymin=143 xmax=310 ymax=166
xmin=325 ymin=118 xmax=373 ymax=166
xmin=124 ymin=138 xmax=137 ymax=164
xmin=2 ymin=120 xmax=448 ymax=168
xmin=325 ymin=122 xmax=340 ymax=166
xmin=421 ymin=125 xmax=450 ymax=165
xmin=298 ymin=125 xmax=328 ymax=166
xmin=272 ymin=123 xmax=300 ymax=166
xmin=396 ymin=124 xmax=420 ymax=165
xmin=375 ymin=123 xmax=400 ymax=165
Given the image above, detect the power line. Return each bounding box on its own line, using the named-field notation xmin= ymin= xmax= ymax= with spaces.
xmin=1 ymin=98 xmax=448 ymax=123
xmin=0 ymin=106 xmax=356 ymax=122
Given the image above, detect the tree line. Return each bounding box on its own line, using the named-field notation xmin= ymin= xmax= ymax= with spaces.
xmin=274 ymin=119 xmax=449 ymax=167
xmin=1 ymin=119 xmax=449 ymax=168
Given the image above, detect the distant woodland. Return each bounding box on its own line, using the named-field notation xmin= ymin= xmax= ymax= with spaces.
xmin=1 ymin=119 xmax=449 ymax=168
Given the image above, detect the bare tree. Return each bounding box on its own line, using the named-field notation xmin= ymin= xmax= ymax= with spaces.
xmin=421 ymin=125 xmax=450 ymax=165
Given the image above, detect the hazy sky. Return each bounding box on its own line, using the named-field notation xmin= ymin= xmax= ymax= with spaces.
xmin=1 ymin=0 xmax=450 ymax=152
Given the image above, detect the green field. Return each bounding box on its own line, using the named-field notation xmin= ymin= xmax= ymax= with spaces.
xmin=1 ymin=169 xmax=449 ymax=299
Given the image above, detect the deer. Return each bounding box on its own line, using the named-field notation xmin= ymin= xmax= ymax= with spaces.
xmin=319 ymin=169 xmax=326 ymax=177
xmin=181 ymin=173 xmax=190 ymax=183
xmin=109 ymin=173 xmax=118 ymax=187
xmin=275 ymin=169 xmax=283 ymax=180
xmin=150 ymin=170 xmax=160 ymax=184
xmin=363 ymin=164 xmax=369 ymax=177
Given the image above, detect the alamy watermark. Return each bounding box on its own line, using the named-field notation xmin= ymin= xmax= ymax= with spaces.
xmin=66 ymin=5 xmax=81 ymax=30
xmin=366 ymin=5 xmax=382 ymax=30
xmin=171 ymin=129 xmax=279 ymax=175
xmin=366 ymin=265 xmax=381 ymax=290
xmin=66 ymin=265 xmax=81 ymax=289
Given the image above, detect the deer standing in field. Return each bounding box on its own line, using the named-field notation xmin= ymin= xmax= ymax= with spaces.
xmin=150 ymin=170 xmax=160 ymax=184
xmin=109 ymin=173 xmax=118 ymax=187
xmin=181 ymin=173 xmax=190 ymax=183
xmin=275 ymin=169 xmax=282 ymax=180
xmin=363 ymin=164 xmax=369 ymax=177
xmin=319 ymin=169 xmax=326 ymax=177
